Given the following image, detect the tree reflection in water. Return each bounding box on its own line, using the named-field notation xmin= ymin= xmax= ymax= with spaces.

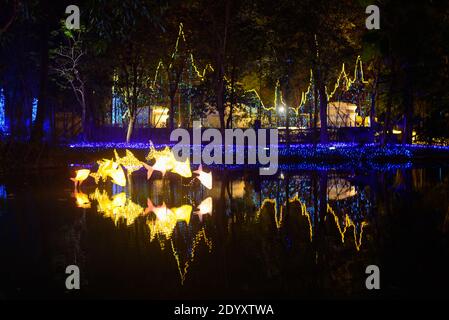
xmin=72 ymin=170 xmax=371 ymax=285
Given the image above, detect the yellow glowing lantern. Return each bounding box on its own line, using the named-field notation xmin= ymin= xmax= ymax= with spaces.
xmin=195 ymin=197 xmax=213 ymax=222
xmin=108 ymin=163 xmax=127 ymax=187
xmin=91 ymin=159 xmax=116 ymax=184
xmin=74 ymin=191 xmax=91 ymax=208
xmin=171 ymin=157 xmax=192 ymax=178
xmin=114 ymin=149 xmax=143 ymax=175
xmin=172 ymin=204 xmax=193 ymax=224
xmin=111 ymin=192 xmax=127 ymax=208
xmin=113 ymin=200 xmax=144 ymax=226
xmin=194 ymin=165 xmax=212 ymax=190
xmin=71 ymin=169 xmax=91 ymax=187
xmin=144 ymin=198 xmax=173 ymax=220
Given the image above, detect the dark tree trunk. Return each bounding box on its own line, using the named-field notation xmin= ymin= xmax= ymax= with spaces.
xmin=370 ymin=63 xmax=380 ymax=140
xmin=402 ymin=68 xmax=414 ymax=144
xmin=318 ymin=171 xmax=328 ymax=226
xmin=318 ymin=81 xmax=328 ymax=143
xmin=0 ymin=0 xmax=18 ymax=34
xmin=382 ymin=73 xmax=396 ymax=146
xmin=226 ymin=64 xmax=236 ymax=129
xmin=169 ymin=92 xmax=175 ymax=131
xmin=31 ymin=1 xmax=50 ymax=143
xmin=284 ymin=80 xmax=291 ymax=146
xmin=216 ymin=55 xmax=226 ymax=133
xmin=168 ymin=70 xmax=182 ymax=131
xmin=216 ymin=0 xmax=230 ymax=135
xmin=313 ymin=82 xmax=319 ymax=145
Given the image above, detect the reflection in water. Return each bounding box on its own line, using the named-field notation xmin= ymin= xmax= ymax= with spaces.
xmin=195 ymin=197 xmax=213 ymax=222
xmin=145 ymin=199 xmax=193 ymax=241
xmin=4 ymin=166 xmax=449 ymax=298
xmin=326 ymin=204 xmax=367 ymax=251
xmin=82 ymin=183 xmax=213 ymax=284
xmin=89 ymin=189 xmax=143 ymax=226
xmin=0 ymin=184 xmax=6 ymax=199
xmin=193 ymin=165 xmax=212 ymax=190
xmin=254 ymin=191 xmax=367 ymax=250
xmin=327 ymin=178 xmax=357 ymax=200
xmin=73 ymin=191 xmax=91 ymax=209
xmin=171 ymin=228 xmax=213 ymax=285
xmin=72 ymin=172 xmax=371 ymax=285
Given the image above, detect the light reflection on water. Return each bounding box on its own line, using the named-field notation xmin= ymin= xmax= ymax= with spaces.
xmin=2 ymin=166 xmax=449 ymax=299
xmin=72 ymin=171 xmax=372 ymax=286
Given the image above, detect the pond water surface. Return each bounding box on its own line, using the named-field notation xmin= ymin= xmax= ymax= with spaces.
xmin=1 ymin=165 xmax=449 ymax=299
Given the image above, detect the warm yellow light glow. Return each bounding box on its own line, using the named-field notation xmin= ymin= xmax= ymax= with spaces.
xmin=171 ymin=157 xmax=193 ymax=178
xmin=171 ymin=227 xmax=212 ymax=285
xmin=145 ymin=198 xmax=173 ymax=220
xmin=150 ymin=23 xmax=213 ymax=91
xmin=194 ymin=165 xmax=212 ymax=190
xmin=145 ymin=22 xmax=369 ymax=122
xmin=152 ymin=154 xmax=174 ymax=176
xmin=256 ymin=198 xmax=281 ymax=229
xmin=91 ymin=159 xmax=114 ymax=183
xmin=111 ymin=192 xmax=127 ymax=208
xmin=74 ymin=191 xmax=91 ymax=208
xmin=114 ymin=200 xmax=144 ymax=226
xmin=325 ymin=55 xmax=369 ymax=101
xmin=245 ymin=56 xmax=367 ymax=116
xmin=195 ymin=197 xmax=213 ymax=222
xmin=172 ymin=205 xmax=193 ymax=225
xmin=326 ymin=204 xmax=368 ymax=251
xmin=89 ymin=189 xmax=143 ymax=226
xmin=144 ymin=142 xmax=193 ymax=179
xmin=114 ymin=149 xmax=143 ymax=175
xmin=255 ymin=195 xmax=368 ymax=250
xmin=146 ymin=200 xmax=194 ymax=242
xmin=146 ymin=199 xmax=178 ymax=241
xmin=288 ymin=195 xmax=313 ymax=242
xmin=71 ymin=169 xmax=90 ymax=186
xmin=89 ymin=159 xmax=126 ymax=186
xmin=109 ymin=164 xmax=127 ymax=187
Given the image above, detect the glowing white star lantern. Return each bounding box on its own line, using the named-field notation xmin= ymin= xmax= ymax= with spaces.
xmin=142 ymin=154 xmax=175 ymax=180
xmin=111 ymin=192 xmax=127 ymax=208
xmin=109 ymin=163 xmax=127 ymax=187
xmin=194 ymin=165 xmax=212 ymax=190
xmin=153 ymin=154 xmax=174 ymax=176
xmin=145 ymin=198 xmax=174 ymax=221
xmin=195 ymin=197 xmax=213 ymax=222
xmin=171 ymin=157 xmax=192 ymax=178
